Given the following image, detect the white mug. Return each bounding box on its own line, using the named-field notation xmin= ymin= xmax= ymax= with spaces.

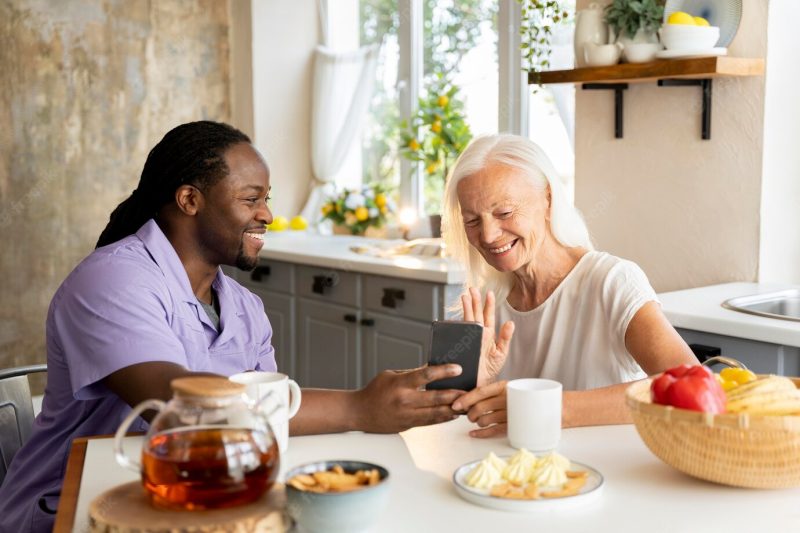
xmin=506 ymin=378 xmax=562 ymax=452
xmin=229 ymin=371 xmax=302 ymax=453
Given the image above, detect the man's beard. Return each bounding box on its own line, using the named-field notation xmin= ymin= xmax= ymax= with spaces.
xmin=235 ymin=241 xmax=258 ymax=271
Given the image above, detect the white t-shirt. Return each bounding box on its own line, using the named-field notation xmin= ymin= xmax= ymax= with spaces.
xmin=496 ymin=251 xmax=657 ymax=390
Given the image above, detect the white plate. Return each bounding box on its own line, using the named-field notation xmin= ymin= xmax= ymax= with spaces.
xmin=655 ymin=47 xmax=727 ymax=59
xmin=452 ymin=458 xmax=604 ymax=512
xmin=664 ymin=0 xmax=742 ymax=47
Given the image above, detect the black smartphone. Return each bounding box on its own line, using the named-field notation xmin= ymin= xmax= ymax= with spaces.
xmin=425 ymin=320 xmax=483 ymax=391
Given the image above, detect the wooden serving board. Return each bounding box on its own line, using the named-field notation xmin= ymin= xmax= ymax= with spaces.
xmin=88 ymin=482 xmax=288 ymax=533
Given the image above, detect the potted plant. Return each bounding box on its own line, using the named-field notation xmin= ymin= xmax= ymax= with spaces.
xmin=399 ymin=79 xmax=472 ymax=236
xmin=604 ymin=0 xmax=664 ymax=45
xmin=519 ymin=0 xmax=572 ymax=84
xmin=320 ymin=184 xmax=395 ymax=237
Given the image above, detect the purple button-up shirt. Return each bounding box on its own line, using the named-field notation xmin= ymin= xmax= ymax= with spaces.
xmin=0 ymin=220 xmax=276 ymax=532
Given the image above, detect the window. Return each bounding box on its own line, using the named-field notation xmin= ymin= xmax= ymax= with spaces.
xmin=359 ymin=0 xmax=402 ymax=194
xmin=421 ymin=1 xmax=498 ymax=214
xmin=329 ymin=0 xmax=497 ymax=219
xmin=328 ymin=0 xmax=575 ymax=221
xmin=526 ymin=1 xmax=576 ymax=202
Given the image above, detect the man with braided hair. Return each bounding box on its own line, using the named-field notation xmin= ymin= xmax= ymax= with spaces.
xmin=0 ymin=121 xmax=464 ymax=532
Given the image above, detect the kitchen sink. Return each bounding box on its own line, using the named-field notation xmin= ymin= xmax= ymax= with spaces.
xmin=722 ymin=289 xmax=800 ymax=322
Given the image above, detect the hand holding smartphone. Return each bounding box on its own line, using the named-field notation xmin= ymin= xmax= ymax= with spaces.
xmin=425 ymin=320 xmax=483 ymax=391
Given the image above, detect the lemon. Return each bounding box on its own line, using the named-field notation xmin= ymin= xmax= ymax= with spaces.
xmin=289 ymin=215 xmax=308 ymax=230
xmin=693 ymin=16 xmax=710 ymax=26
xmin=667 ymin=11 xmax=695 ymax=25
xmin=355 ymin=206 xmax=369 ymax=221
xmin=268 ymin=215 xmax=289 ymax=232
xmin=431 ymin=120 xmax=442 ymax=133
xmin=437 ymin=95 xmax=449 ymax=107
xmin=407 ymin=138 xmax=420 ymax=151
xmin=320 ymin=203 xmax=333 ymax=216
xmin=375 ymin=193 xmax=387 ymax=207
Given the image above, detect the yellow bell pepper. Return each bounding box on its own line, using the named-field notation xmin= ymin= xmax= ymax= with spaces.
xmin=718 ymin=367 xmax=757 ymax=392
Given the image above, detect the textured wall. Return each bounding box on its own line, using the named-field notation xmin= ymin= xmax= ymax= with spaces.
xmin=574 ymin=0 xmax=767 ymax=292
xmin=0 ymin=0 xmax=232 ymax=383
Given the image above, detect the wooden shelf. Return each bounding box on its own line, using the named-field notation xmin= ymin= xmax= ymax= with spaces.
xmin=531 ymin=57 xmax=765 ymax=140
xmin=534 ymin=57 xmax=764 ymax=85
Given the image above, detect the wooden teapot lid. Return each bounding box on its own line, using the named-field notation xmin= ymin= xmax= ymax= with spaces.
xmin=170 ymin=376 xmax=245 ymax=398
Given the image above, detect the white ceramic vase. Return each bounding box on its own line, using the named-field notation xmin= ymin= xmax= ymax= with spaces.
xmin=574 ymin=2 xmax=608 ymax=68
xmin=614 ymin=26 xmax=659 ymax=48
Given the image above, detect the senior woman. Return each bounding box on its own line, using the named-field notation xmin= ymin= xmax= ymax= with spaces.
xmin=445 ymin=134 xmax=697 ymax=437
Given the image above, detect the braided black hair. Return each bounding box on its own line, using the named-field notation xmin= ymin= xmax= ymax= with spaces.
xmin=96 ymin=121 xmax=251 ymax=248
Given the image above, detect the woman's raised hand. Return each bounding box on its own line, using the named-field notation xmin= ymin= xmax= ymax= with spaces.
xmin=462 ymin=287 xmax=515 ymax=387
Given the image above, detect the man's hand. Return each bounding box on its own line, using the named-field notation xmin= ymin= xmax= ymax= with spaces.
xmin=462 ymin=287 xmax=515 ymax=386
xmin=452 ymin=380 xmax=508 ymax=438
xmin=353 ymin=364 xmax=466 ymax=433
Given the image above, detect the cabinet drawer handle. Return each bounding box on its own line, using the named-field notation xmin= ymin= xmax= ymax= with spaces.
xmin=344 ymin=314 xmax=357 ymax=323
xmin=360 ymin=318 xmax=375 ymax=327
xmin=381 ymin=288 xmax=406 ymax=309
xmin=250 ymin=265 xmax=272 ymax=282
xmin=312 ymin=275 xmax=335 ymax=294
xmin=690 ymin=344 xmax=721 ymax=363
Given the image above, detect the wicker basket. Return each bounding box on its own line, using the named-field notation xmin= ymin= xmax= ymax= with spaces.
xmin=626 ymin=378 xmax=800 ymax=489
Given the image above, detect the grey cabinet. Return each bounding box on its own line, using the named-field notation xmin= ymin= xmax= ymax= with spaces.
xmin=296 ymin=297 xmax=360 ymax=389
xmin=233 ymin=257 xmax=462 ymax=391
xmin=253 ymin=289 xmax=294 ymax=376
xmin=676 ymin=327 xmax=800 ymax=376
xmin=232 ymin=262 xmax=296 ymax=377
xmin=361 ymin=313 xmax=430 ymax=378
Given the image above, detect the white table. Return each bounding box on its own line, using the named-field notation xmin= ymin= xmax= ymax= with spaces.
xmin=66 ymin=418 xmax=799 ymax=533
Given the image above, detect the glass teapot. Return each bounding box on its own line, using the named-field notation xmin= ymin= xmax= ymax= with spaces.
xmin=114 ymin=376 xmax=280 ymax=510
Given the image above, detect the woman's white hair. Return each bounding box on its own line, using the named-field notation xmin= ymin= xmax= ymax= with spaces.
xmin=442 ymin=134 xmax=593 ymax=303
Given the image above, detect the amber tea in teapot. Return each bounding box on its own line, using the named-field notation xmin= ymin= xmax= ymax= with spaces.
xmin=142 ymin=426 xmax=278 ymax=509
xmin=115 ymin=377 xmax=280 ymax=510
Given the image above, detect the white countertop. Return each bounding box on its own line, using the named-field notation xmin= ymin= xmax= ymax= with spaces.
xmin=259 ymin=232 xmax=466 ymax=285
xmin=659 ymin=282 xmax=800 ymax=348
xmin=71 ymin=417 xmax=799 ymax=533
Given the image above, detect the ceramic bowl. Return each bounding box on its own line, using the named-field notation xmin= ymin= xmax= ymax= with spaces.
xmin=659 ymin=25 xmax=720 ymax=51
xmin=285 ymin=460 xmax=390 ymax=533
xmin=623 ymin=43 xmax=662 ymax=63
xmin=584 ymin=43 xmax=623 ymax=67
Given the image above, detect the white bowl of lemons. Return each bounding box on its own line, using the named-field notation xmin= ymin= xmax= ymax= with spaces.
xmin=660 ymin=11 xmax=720 ymax=51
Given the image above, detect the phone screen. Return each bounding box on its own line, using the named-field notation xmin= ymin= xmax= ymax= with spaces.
xmin=425 ymin=321 xmax=483 ymax=391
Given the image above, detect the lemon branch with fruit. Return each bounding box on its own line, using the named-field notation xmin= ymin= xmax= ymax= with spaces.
xmin=399 ymin=79 xmax=473 ymax=215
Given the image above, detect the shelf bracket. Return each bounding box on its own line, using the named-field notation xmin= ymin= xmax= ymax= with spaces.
xmin=582 ymin=83 xmax=628 ymax=139
xmin=657 ymin=78 xmax=713 ymax=140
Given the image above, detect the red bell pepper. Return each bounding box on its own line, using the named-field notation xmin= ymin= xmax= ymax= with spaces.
xmin=650 ymin=364 xmax=727 ymax=414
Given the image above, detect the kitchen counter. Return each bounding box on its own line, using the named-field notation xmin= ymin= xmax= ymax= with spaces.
xmin=659 ymin=282 xmax=800 ymax=348
xmin=259 ymin=232 xmax=466 ymax=285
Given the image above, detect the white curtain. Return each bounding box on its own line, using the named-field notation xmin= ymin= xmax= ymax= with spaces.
xmin=299 ymin=44 xmax=379 ymax=225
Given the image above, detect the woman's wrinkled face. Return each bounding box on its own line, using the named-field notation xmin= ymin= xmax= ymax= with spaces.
xmin=456 ymin=163 xmax=550 ymax=273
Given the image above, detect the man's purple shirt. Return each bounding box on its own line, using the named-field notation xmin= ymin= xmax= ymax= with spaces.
xmin=0 ymin=220 xmax=276 ymax=532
